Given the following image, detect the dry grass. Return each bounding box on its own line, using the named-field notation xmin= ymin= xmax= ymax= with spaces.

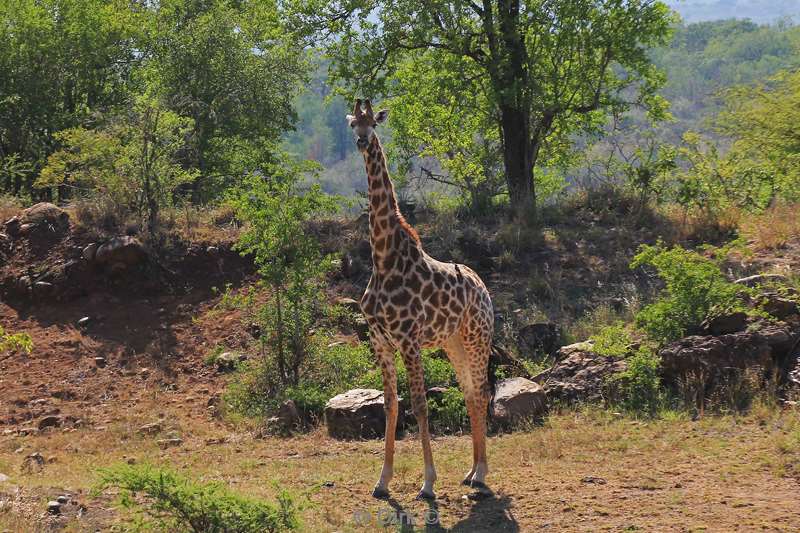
xmin=1 ymin=398 xmax=799 ymax=532
xmin=0 ymin=195 xmax=23 ymax=222
xmin=739 ymin=202 xmax=800 ymax=251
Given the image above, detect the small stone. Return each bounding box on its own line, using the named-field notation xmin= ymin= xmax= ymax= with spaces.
xmin=82 ymin=243 xmax=98 ymax=262
xmin=156 ymin=438 xmax=183 ymax=449
xmin=94 ymin=357 xmax=106 ymax=368
xmin=47 ymin=501 xmax=61 ymax=515
xmin=0 ymin=473 xmax=9 ymax=483
xmin=37 ymin=415 xmax=63 ymax=431
xmin=137 ymin=422 xmax=162 ymax=435
xmin=77 ymin=316 xmax=91 ymax=328
xmin=57 ymin=495 xmax=69 ymax=504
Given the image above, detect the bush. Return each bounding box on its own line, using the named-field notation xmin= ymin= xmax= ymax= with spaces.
xmin=96 ymin=464 xmax=298 ymax=533
xmin=612 ymin=347 xmax=662 ymax=416
xmin=590 ymin=323 xmax=634 ymax=358
xmin=224 ymin=339 xmax=376 ymax=420
xmin=0 ymin=326 xmax=33 ymax=355
xmin=630 ymin=243 xmax=747 ymax=344
xmin=427 ymin=387 xmax=469 ymax=434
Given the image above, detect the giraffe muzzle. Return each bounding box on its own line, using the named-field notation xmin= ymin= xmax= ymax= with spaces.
xmin=356 ymin=137 xmax=369 ymax=150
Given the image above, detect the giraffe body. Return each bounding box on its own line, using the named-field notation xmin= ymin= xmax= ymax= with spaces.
xmin=347 ymin=99 xmax=494 ymax=500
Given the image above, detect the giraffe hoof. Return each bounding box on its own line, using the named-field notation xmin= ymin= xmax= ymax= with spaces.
xmin=372 ymin=486 xmax=390 ymax=499
xmin=415 ymin=489 xmax=436 ymax=501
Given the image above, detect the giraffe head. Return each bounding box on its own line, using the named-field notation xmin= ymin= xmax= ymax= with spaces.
xmin=346 ymin=99 xmax=388 ymax=153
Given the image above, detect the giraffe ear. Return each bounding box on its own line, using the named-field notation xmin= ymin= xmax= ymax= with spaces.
xmin=345 ymin=114 xmax=356 ymax=126
xmin=374 ymin=109 xmax=389 ymax=124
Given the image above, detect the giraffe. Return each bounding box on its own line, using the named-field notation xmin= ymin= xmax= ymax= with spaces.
xmin=347 ymin=99 xmax=495 ymax=500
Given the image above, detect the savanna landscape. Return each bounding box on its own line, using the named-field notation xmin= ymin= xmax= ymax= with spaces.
xmin=1 ymin=1 xmax=800 ymax=531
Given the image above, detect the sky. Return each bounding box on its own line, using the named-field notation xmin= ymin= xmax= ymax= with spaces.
xmin=666 ymin=0 xmax=800 ymax=23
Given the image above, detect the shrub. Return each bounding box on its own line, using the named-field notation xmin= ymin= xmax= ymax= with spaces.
xmin=96 ymin=464 xmax=298 ymax=533
xmin=612 ymin=347 xmax=662 ymax=415
xmin=229 ymin=162 xmax=337 ymax=390
xmin=630 ymin=243 xmax=747 ymax=344
xmin=427 ymin=387 xmax=469 ymax=434
xmin=590 ymin=323 xmax=634 ymax=358
xmin=0 ymin=326 xmax=33 ymax=355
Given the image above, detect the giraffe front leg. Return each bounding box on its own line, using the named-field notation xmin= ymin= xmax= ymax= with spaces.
xmin=372 ymin=341 xmax=398 ymax=499
xmin=402 ymin=345 xmax=437 ymax=500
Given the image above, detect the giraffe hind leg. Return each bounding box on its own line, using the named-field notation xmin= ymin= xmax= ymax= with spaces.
xmin=443 ymin=333 xmax=492 ymax=494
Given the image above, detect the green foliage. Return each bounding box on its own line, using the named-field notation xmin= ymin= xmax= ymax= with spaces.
xmin=611 ymin=347 xmax=662 ymax=416
xmin=427 ymin=387 xmax=469 ymax=434
xmin=229 ymin=160 xmax=337 ymax=388
xmin=0 ymin=326 xmax=33 ymax=355
xmin=590 ymin=323 xmax=634 ymax=359
xmin=630 ymin=244 xmax=747 ymax=344
xmin=225 ymin=339 xmax=375 ymax=419
xmin=38 ymin=96 xmax=198 ymax=237
xmin=358 ymin=350 xmax=458 ymax=399
xmin=96 ymin=463 xmax=298 ymax=533
xmin=293 ymin=0 xmax=674 ymax=212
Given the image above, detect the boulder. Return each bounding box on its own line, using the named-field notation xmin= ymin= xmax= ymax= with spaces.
xmin=215 ymin=352 xmax=247 ymax=372
xmin=702 ymin=311 xmax=748 ymax=336
xmin=518 ymin=322 xmax=562 ymax=357
xmin=490 ymin=377 xmax=546 ymax=427
xmin=536 ymin=342 xmax=626 ymax=404
xmin=658 ymin=330 xmax=773 ymax=385
xmin=266 ymin=400 xmax=302 ymax=435
xmin=20 ymin=203 xmax=69 ymax=230
xmin=762 ymin=293 xmax=799 ymax=320
xmin=94 ymin=236 xmax=147 ymax=268
xmin=325 ymin=389 xmax=400 ymax=440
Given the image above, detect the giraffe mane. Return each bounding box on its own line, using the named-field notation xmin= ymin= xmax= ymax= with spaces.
xmin=395 ymin=206 xmax=420 ymax=244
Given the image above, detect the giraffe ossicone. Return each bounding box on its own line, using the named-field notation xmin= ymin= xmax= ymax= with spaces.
xmin=347 ymin=98 xmax=495 ymax=500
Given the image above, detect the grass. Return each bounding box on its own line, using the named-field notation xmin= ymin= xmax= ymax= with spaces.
xmin=1 ymin=393 xmax=798 ymax=531
xmin=738 ymin=202 xmax=800 ymax=250
xmin=0 ymin=194 xmax=23 ymax=222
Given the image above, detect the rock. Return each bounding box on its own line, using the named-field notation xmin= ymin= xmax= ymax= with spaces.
xmin=536 ymin=343 xmax=626 ymax=404
xmin=20 ymin=203 xmax=69 ymax=230
xmin=82 ymin=243 xmax=98 ymax=262
xmin=216 ymin=352 xmax=247 ymax=372
xmin=0 ymin=473 xmax=9 ymax=483
xmin=77 ymin=316 xmax=91 ymax=328
xmin=137 ymin=422 xmax=162 ymax=435
xmin=157 ymin=438 xmax=183 ymax=449
xmin=518 ymin=322 xmax=562 ymax=357
xmin=94 ymin=236 xmax=147 ymax=268
xmin=702 ymin=311 xmax=748 ymax=336
xmin=353 ymin=316 xmax=370 ymax=342
xmin=734 ymin=273 xmax=789 ymax=287
xmin=490 ymin=377 xmax=547 ymax=427
xmin=658 ymin=331 xmax=773 ymax=386
xmin=265 ymin=400 xmax=301 ymax=435
xmin=94 ymin=357 xmax=107 ymax=368
xmin=334 ymin=297 xmax=362 ymax=314
xmin=4 ymin=216 xmax=21 ymax=236
xmin=762 ymin=294 xmax=799 ymax=320
xmin=426 ymin=387 xmax=449 ymax=401
xmin=32 ymin=281 xmax=54 ymax=296
xmin=56 ymin=495 xmax=69 ymax=504
xmin=37 ymin=415 xmax=63 ymax=431
xmin=47 ymin=501 xmax=61 ymax=515
xmin=325 ymin=389 xmax=399 ymax=440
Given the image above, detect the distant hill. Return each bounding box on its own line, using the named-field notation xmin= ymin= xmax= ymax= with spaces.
xmin=666 ymin=0 xmax=800 ymax=24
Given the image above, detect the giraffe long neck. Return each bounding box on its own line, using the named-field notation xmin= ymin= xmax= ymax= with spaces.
xmin=363 ymin=135 xmax=420 ymax=274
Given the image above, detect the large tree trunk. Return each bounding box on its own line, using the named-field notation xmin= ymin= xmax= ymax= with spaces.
xmin=500 ymin=104 xmax=535 ymax=220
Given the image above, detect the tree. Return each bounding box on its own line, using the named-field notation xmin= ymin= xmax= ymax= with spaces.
xmin=290 ymin=0 xmax=674 ymax=219
xmin=140 ymin=0 xmax=307 ymax=201
xmin=0 ymin=0 xmax=140 ymax=196
xmin=37 ymin=96 xmax=198 ymax=239
xmin=229 ymin=159 xmax=338 ymax=387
